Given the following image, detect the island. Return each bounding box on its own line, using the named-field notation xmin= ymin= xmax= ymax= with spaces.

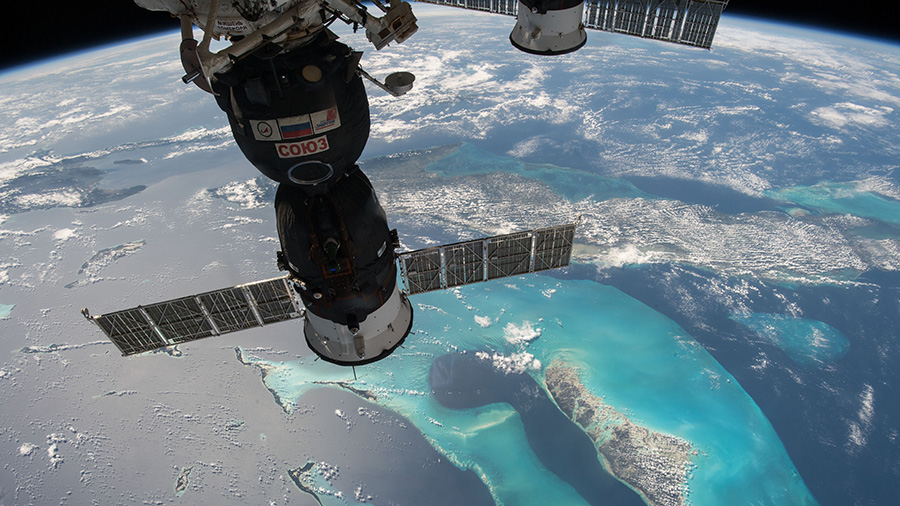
xmin=545 ymin=360 xmax=696 ymax=506
xmin=174 ymin=466 xmax=193 ymax=496
xmin=288 ymin=461 xmax=324 ymax=506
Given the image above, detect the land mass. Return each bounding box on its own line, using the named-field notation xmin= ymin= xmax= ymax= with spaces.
xmin=545 ymin=360 xmax=696 ymax=506
xmin=234 ymin=347 xmax=377 ymax=414
xmin=287 ymin=461 xmax=324 ymax=506
xmin=174 ymin=466 xmax=192 ymax=496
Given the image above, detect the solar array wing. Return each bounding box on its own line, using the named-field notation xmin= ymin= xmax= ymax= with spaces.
xmin=416 ymin=0 xmax=518 ymax=15
xmin=398 ymin=223 xmax=576 ymax=295
xmin=416 ymin=0 xmax=728 ymax=49
xmin=533 ymin=224 xmax=577 ymax=270
xmin=85 ymin=276 xmax=303 ymax=356
xmin=584 ymin=0 xmax=728 ymax=49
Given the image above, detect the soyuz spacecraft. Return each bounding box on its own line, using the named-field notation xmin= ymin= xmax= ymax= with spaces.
xmin=83 ymin=0 xmax=727 ymax=366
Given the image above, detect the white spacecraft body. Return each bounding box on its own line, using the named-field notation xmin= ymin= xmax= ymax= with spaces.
xmin=135 ymin=0 xmax=298 ymax=37
xmin=509 ymin=0 xmax=587 ymax=54
xmin=135 ymin=0 xmax=418 ymax=90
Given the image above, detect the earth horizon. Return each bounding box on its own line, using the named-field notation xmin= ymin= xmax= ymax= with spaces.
xmin=2 ymin=5 xmax=899 ymax=505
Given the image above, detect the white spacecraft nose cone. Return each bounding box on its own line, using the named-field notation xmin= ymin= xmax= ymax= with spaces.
xmin=509 ymin=1 xmax=587 ymax=55
xmin=304 ymin=286 xmax=414 ymax=366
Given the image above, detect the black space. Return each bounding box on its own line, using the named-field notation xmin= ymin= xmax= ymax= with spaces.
xmin=1 ymin=1 xmax=899 ymax=71
xmin=3 ymin=2 xmax=176 ymax=71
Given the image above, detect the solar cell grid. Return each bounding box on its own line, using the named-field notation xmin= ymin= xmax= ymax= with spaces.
xmin=445 ymin=241 xmax=485 ymax=287
xmin=199 ymin=288 xmax=257 ymax=333
xmin=397 ymin=223 xmax=576 ymax=295
xmin=249 ymin=278 xmax=300 ymax=324
xmin=88 ymin=277 xmax=303 ymax=356
xmin=534 ymin=224 xmax=576 ymax=271
xmin=487 ymin=232 xmax=532 ymax=279
xmin=97 ymin=309 xmax=162 ymax=355
xmin=401 ymin=249 xmax=443 ymax=294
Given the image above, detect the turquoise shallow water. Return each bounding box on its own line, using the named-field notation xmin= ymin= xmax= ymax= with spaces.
xmin=767 ymin=181 xmax=900 ymax=225
xmin=730 ymin=312 xmax=850 ymax=367
xmin=243 ymin=278 xmax=817 ymax=505
xmin=425 ymin=143 xmax=650 ymax=202
xmin=0 ymin=304 xmax=13 ymax=318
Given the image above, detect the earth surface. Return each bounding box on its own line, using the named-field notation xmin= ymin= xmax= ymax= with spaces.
xmin=2 ymin=4 xmax=899 ymax=506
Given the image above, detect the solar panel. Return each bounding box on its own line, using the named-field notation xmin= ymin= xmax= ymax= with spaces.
xmin=534 ymin=224 xmax=577 ymax=270
xmin=85 ymin=276 xmax=303 ymax=356
xmin=584 ymin=0 xmax=727 ymax=49
xmin=445 ymin=240 xmax=486 ymax=287
xmin=87 ymin=228 xmax=575 ymax=353
xmin=417 ymin=0 xmax=518 ymax=15
xmin=249 ymin=280 xmax=301 ymax=324
xmin=398 ymin=223 xmax=576 ymax=295
xmin=416 ymin=0 xmax=728 ymax=49
xmin=93 ymin=308 xmax=164 ymax=356
xmin=401 ymin=248 xmax=443 ymax=294
xmin=486 ymin=231 xmax=532 ymax=279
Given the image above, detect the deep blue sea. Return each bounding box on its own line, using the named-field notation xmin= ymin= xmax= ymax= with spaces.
xmin=599 ymin=264 xmax=899 ymax=506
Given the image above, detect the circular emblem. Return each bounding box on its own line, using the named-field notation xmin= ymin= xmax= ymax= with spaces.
xmin=256 ymin=121 xmax=274 ymax=138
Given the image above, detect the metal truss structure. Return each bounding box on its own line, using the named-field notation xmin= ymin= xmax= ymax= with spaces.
xmin=418 ymin=0 xmax=728 ymax=49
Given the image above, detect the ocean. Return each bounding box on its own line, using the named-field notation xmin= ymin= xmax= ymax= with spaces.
xmin=241 ymin=276 xmax=817 ymax=505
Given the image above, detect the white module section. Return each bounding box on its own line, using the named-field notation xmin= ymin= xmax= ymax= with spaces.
xmin=510 ymin=2 xmax=587 ymax=55
xmin=304 ymin=285 xmax=413 ymax=365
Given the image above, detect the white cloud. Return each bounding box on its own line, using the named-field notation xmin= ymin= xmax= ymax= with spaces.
xmin=503 ymin=321 xmax=542 ymax=344
xmin=847 ymin=383 xmax=875 ymax=451
xmin=475 ymin=350 xmax=541 ymax=374
xmin=596 ymin=244 xmax=659 ymax=268
xmin=210 ymin=178 xmax=273 ymax=209
xmin=14 ymin=191 xmax=81 ymax=208
xmin=474 ymin=315 xmax=493 ymax=328
xmin=858 ymin=383 xmax=875 ymax=427
xmin=18 ymin=443 xmax=37 ymax=456
xmin=809 ymin=103 xmax=893 ymax=129
xmin=52 ymin=228 xmax=77 ymax=241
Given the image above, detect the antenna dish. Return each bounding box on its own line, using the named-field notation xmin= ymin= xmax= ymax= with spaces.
xmin=385 ymin=72 xmax=416 ymax=96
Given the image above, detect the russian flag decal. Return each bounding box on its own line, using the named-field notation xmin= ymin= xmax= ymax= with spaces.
xmin=278 ymin=114 xmax=313 ymax=139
